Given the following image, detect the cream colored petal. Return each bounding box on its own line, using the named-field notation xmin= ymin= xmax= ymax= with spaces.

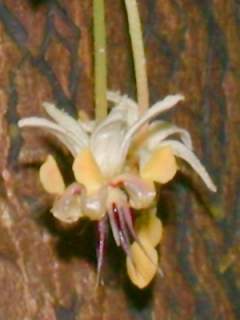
xmin=90 ymin=120 xmax=126 ymax=177
xmin=159 ymin=139 xmax=217 ymax=192
xmin=72 ymin=148 xmax=104 ymax=194
xmin=112 ymin=174 xmax=156 ymax=209
xmin=136 ymin=210 xmax=163 ymax=247
xmin=18 ymin=117 xmax=79 ymax=156
xmin=39 ymin=155 xmax=65 ymax=195
xmin=81 ymin=187 xmax=107 ymax=221
xmin=107 ymin=90 xmax=139 ymax=126
xmin=126 ymin=237 xmax=158 ymax=289
xmin=120 ymin=94 xmax=184 ymax=164
xmin=140 ymin=146 xmax=178 ymax=184
xmin=51 ymin=183 xmax=84 ymax=223
xmin=43 ymin=102 xmax=89 ymax=149
xmin=90 ymin=91 xmax=140 ymax=177
xmin=147 ymin=121 xmax=193 ymax=150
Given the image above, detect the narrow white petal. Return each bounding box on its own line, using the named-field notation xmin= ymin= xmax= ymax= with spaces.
xmin=147 ymin=121 xmax=193 ymax=150
xmin=107 ymin=91 xmax=139 ymax=126
xmin=107 ymin=90 xmax=139 ymax=125
xmin=120 ymin=94 xmax=184 ymax=164
xmin=43 ymin=102 xmax=89 ymax=148
xmin=79 ymin=120 xmax=96 ymax=133
xmin=159 ymin=139 xmax=217 ymax=192
xmin=18 ymin=117 xmax=80 ymax=155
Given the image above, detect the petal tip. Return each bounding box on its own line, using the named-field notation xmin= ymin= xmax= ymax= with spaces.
xmin=18 ymin=119 xmax=24 ymax=128
xmin=175 ymin=93 xmax=185 ymax=102
xmin=210 ymin=183 xmax=217 ymax=193
xmin=42 ymin=101 xmax=54 ymax=113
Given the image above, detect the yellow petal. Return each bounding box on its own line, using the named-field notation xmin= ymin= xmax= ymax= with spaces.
xmin=140 ymin=146 xmax=177 ymax=184
xmin=82 ymin=187 xmax=107 ymax=221
xmin=136 ymin=211 xmax=163 ymax=247
xmin=72 ymin=148 xmax=104 ymax=194
xmin=126 ymin=237 xmax=158 ymax=289
xmin=39 ymin=155 xmax=65 ymax=195
xmin=51 ymin=183 xmax=83 ymax=223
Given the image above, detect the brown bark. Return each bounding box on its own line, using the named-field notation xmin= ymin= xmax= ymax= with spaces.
xmin=0 ymin=0 xmax=239 ymax=319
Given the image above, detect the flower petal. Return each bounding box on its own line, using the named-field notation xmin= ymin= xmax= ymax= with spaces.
xmin=18 ymin=117 xmax=80 ymax=156
xmin=89 ymin=91 xmax=140 ymax=177
xmin=72 ymin=148 xmax=104 ymax=194
xmin=107 ymin=91 xmax=139 ymax=126
xmin=112 ymin=174 xmax=156 ymax=209
xmin=159 ymin=139 xmax=217 ymax=192
xmin=43 ymin=102 xmax=89 ymax=149
xmin=126 ymin=237 xmax=158 ymax=289
xmin=147 ymin=120 xmax=193 ymax=150
xmin=90 ymin=120 xmax=126 ymax=177
xmin=81 ymin=187 xmax=107 ymax=221
xmin=78 ymin=110 xmax=96 ymax=133
xmin=120 ymin=94 xmax=184 ymax=165
xmin=140 ymin=146 xmax=178 ymax=184
xmin=39 ymin=155 xmax=65 ymax=195
xmin=51 ymin=183 xmax=84 ymax=223
xmin=136 ymin=210 xmax=163 ymax=247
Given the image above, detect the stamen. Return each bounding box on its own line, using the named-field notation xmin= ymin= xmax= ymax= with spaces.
xmin=118 ymin=207 xmax=131 ymax=247
xmin=112 ymin=203 xmax=121 ymax=229
xmin=108 ymin=209 xmax=120 ymax=246
xmin=119 ymin=231 xmax=130 ymax=256
xmin=96 ymin=217 xmax=108 ymax=287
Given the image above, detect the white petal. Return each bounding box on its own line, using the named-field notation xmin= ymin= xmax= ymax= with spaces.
xmin=18 ymin=117 xmax=80 ymax=156
xmin=147 ymin=121 xmax=193 ymax=150
xmin=120 ymin=94 xmax=184 ymax=164
xmin=107 ymin=91 xmax=139 ymax=126
xmin=158 ymin=139 xmax=217 ymax=192
xmin=79 ymin=120 xmax=96 ymax=133
xmin=90 ymin=92 xmax=141 ymax=176
xmin=90 ymin=118 xmax=127 ymax=178
xmin=43 ymin=102 xmax=89 ymax=149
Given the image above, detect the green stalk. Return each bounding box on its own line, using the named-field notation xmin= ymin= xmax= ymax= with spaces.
xmin=94 ymin=0 xmax=107 ymax=120
xmin=124 ymin=0 xmax=149 ymax=114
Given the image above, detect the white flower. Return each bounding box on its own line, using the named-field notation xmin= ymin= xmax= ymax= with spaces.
xmin=18 ymin=91 xmax=216 ymax=288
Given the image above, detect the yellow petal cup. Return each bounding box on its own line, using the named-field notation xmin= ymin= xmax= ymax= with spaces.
xmin=73 ymin=148 xmax=104 ymax=194
xmin=141 ymin=146 xmax=177 ymax=184
xmin=40 ymin=155 xmax=65 ymax=195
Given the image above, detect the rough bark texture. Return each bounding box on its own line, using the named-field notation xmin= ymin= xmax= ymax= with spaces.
xmin=0 ymin=0 xmax=239 ymax=319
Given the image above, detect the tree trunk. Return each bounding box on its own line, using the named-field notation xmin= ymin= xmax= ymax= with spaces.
xmin=0 ymin=0 xmax=239 ymax=319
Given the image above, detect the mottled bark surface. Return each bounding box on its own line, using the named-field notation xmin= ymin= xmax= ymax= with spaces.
xmin=0 ymin=0 xmax=239 ymax=319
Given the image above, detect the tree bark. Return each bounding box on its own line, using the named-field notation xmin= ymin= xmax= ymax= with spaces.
xmin=0 ymin=0 xmax=239 ymax=319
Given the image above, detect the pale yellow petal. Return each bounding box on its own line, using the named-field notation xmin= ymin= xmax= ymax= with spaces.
xmin=126 ymin=237 xmax=158 ymax=289
xmin=51 ymin=183 xmax=83 ymax=223
xmin=81 ymin=187 xmax=107 ymax=221
xmin=39 ymin=155 xmax=65 ymax=195
xmin=140 ymin=146 xmax=177 ymax=184
xmin=136 ymin=211 xmax=163 ymax=247
xmin=72 ymin=148 xmax=104 ymax=194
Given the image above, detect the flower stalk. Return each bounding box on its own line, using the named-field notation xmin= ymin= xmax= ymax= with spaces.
xmin=124 ymin=0 xmax=149 ymax=114
xmin=93 ymin=0 xmax=107 ymax=120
